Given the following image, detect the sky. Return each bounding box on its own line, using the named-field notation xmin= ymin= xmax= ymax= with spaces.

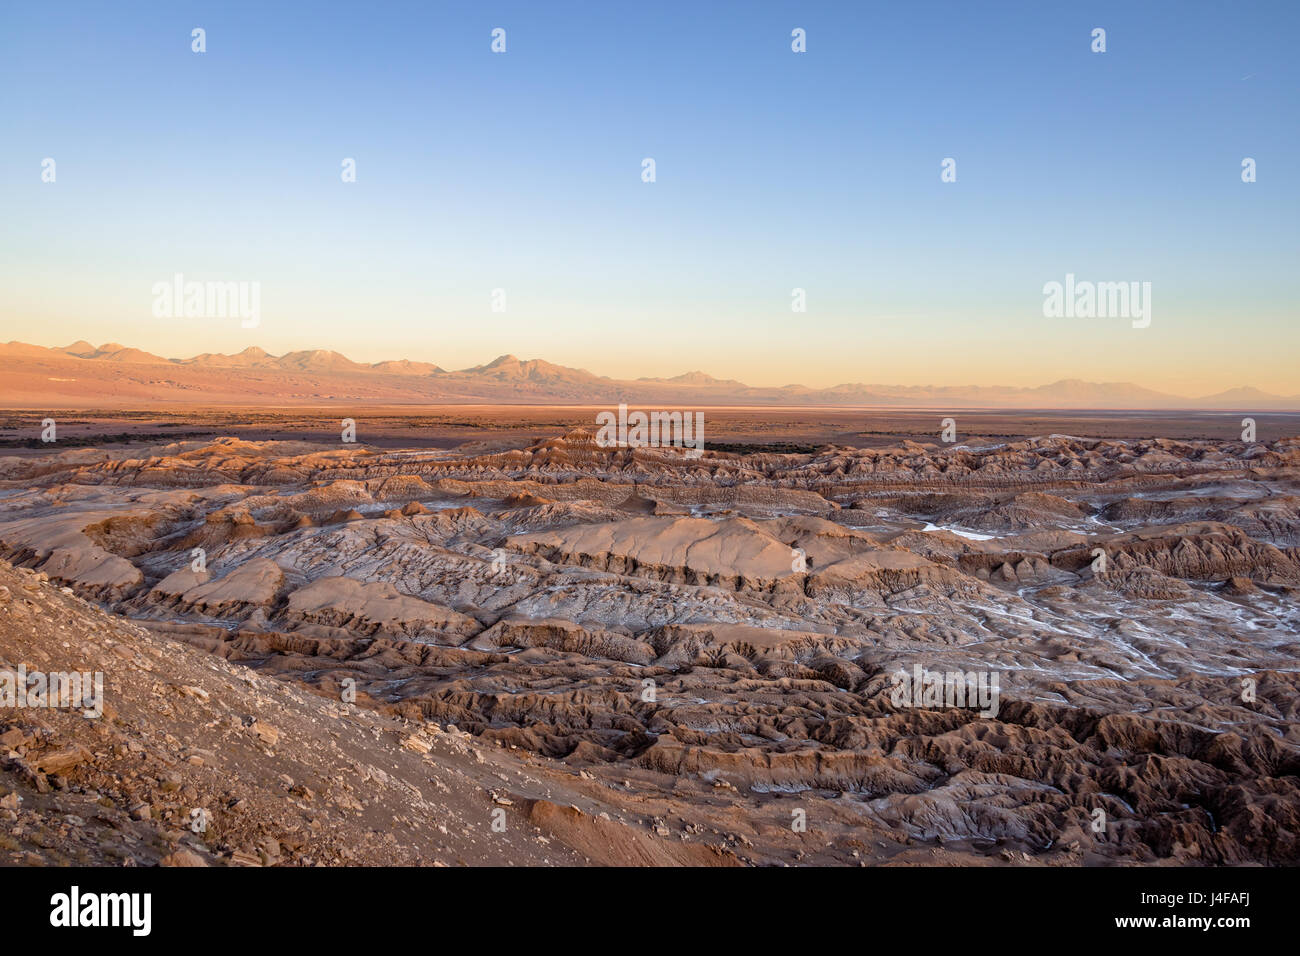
xmin=1 ymin=0 xmax=1297 ymax=395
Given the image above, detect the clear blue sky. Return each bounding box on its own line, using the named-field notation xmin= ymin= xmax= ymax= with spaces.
xmin=1 ymin=0 xmax=1297 ymax=393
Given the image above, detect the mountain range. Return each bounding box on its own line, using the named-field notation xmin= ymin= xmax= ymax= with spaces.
xmin=1 ymin=340 xmax=1296 ymax=410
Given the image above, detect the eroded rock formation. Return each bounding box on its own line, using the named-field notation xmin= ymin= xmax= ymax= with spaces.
xmin=1 ymin=431 xmax=1297 ymax=864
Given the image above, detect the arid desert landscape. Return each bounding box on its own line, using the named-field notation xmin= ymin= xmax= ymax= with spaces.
xmin=2 ymin=404 xmax=1297 ymax=867
xmin=7 ymin=2 xmax=1299 ymax=937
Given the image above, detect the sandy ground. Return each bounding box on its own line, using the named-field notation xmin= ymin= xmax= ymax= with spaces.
xmin=3 ymin=405 xmax=1297 ymax=456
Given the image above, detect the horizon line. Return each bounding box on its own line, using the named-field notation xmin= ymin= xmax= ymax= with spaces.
xmin=4 ymin=337 xmax=1295 ymax=404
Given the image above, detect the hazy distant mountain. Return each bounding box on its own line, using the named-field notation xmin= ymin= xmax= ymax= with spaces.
xmin=637 ymin=371 xmax=747 ymax=387
xmin=92 ymin=346 xmax=168 ymax=364
xmin=437 ymin=354 xmax=609 ymax=385
xmin=1026 ymin=379 xmax=1175 ymax=406
xmin=369 ymin=359 xmax=444 ymax=375
xmin=1 ymin=341 xmax=166 ymax=363
xmin=1194 ymin=386 xmax=1292 ymax=408
xmin=1 ymin=339 xmax=1297 ymax=410
xmin=186 ymin=346 xmax=277 ymax=368
xmin=0 ymin=341 xmax=66 ymax=359
xmin=273 ymin=349 xmax=364 ymax=372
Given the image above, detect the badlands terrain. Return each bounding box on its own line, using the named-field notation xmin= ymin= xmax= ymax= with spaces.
xmin=1 ymin=421 xmax=1299 ymax=865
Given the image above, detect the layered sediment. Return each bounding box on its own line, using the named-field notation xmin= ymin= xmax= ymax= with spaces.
xmin=1 ymin=431 xmax=1297 ymax=864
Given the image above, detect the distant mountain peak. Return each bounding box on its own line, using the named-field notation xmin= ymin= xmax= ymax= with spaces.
xmin=1 ymin=339 xmax=1295 ymax=410
xmin=275 ymin=349 xmax=361 ymax=371
xmin=637 ymin=370 xmax=746 ymax=387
